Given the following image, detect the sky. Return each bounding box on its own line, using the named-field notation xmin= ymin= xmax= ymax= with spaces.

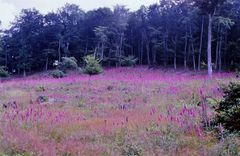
xmin=0 ymin=0 xmax=159 ymax=29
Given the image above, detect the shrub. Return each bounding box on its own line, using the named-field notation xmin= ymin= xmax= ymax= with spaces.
xmin=122 ymin=144 xmax=142 ymax=156
xmin=35 ymin=86 xmax=45 ymax=92
xmin=154 ymin=125 xmax=184 ymax=154
xmin=50 ymin=69 xmax=65 ymax=78
xmin=208 ymin=135 xmax=239 ymax=156
xmin=57 ymin=57 xmax=78 ymax=72
xmin=83 ymin=55 xmax=103 ymax=75
xmin=0 ymin=66 xmax=9 ymax=78
xmin=77 ymin=67 xmax=83 ymax=74
xmin=120 ymin=56 xmax=138 ymax=67
xmin=78 ymin=98 xmax=85 ymax=107
xmin=37 ymin=95 xmax=49 ymax=103
xmin=236 ymin=69 xmax=240 ymax=78
xmin=0 ymin=152 xmax=33 ymax=156
xmin=215 ymin=82 xmax=240 ymax=134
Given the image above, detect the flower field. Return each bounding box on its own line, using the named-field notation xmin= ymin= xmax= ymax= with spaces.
xmin=0 ymin=67 xmax=238 ymax=156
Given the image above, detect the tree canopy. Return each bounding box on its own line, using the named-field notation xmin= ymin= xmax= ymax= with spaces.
xmin=1 ymin=0 xmax=240 ymax=76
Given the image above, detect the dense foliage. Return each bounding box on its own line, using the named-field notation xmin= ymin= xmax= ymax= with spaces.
xmin=57 ymin=57 xmax=78 ymax=72
xmin=0 ymin=0 xmax=240 ymax=76
xmin=50 ymin=69 xmax=65 ymax=78
xmin=120 ymin=56 xmax=138 ymax=67
xmin=83 ymin=55 xmax=103 ymax=75
xmin=0 ymin=66 xmax=9 ymax=77
xmin=215 ymin=82 xmax=240 ymax=134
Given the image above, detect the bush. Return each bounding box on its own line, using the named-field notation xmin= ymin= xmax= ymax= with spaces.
xmin=208 ymin=135 xmax=239 ymax=156
xmin=236 ymin=69 xmax=240 ymax=78
xmin=122 ymin=144 xmax=142 ymax=156
xmin=50 ymin=69 xmax=65 ymax=78
xmin=0 ymin=66 xmax=9 ymax=78
xmin=0 ymin=152 xmax=33 ymax=156
xmin=57 ymin=57 xmax=78 ymax=72
xmin=78 ymin=99 xmax=85 ymax=108
xmin=35 ymin=86 xmax=45 ymax=92
xmin=36 ymin=95 xmax=49 ymax=103
xmin=83 ymin=55 xmax=103 ymax=75
xmin=120 ymin=56 xmax=138 ymax=67
xmin=153 ymin=125 xmax=185 ymax=154
xmin=215 ymin=82 xmax=240 ymax=134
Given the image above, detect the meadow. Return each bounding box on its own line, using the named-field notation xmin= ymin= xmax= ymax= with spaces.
xmin=0 ymin=67 xmax=239 ymax=156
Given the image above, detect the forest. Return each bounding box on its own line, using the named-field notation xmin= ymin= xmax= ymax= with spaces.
xmin=0 ymin=0 xmax=240 ymax=77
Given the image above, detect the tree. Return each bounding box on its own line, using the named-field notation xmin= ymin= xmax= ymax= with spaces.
xmin=214 ymin=16 xmax=234 ymax=71
xmin=84 ymin=7 xmax=113 ymax=57
xmin=136 ymin=6 xmax=150 ymax=66
xmin=112 ymin=5 xmax=129 ymax=66
xmin=43 ymin=12 xmax=63 ymax=63
xmin=195 ymin=0 xmax=226 ymax=77
xmin=42 ymin=48 xmax=57 ymax=71
xmin=83 ymin=55 xmax=103 ymax=75
xmin=94 ymin=26 xmax=109 ymax=60
xmin=148 ymin=4 xmax=162 ymax=66
xmin=7 ymin=9 xmax=44 ymax=76
xmin=0 ymin=24 xmax=5 ymax=66
xmin=215 ymin=82 xmax=240 ymax=133
xmin=58 ymin=4 xmax=85 ymax=59
xmin=198 ymin=16 xmax=205 ymax=71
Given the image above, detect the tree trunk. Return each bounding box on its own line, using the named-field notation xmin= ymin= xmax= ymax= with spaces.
xmin=207 ymin=14 xmax=213 ymax=77
xmin=184 ymin=31 xmax=188 ymax=69
xmin=223 ymin=33 xmax=228 ymax=69
xmin=190 ymin=26 xmax=196 ymax=71
xmin=143 ymin=30 xmax=151 ymax=65
xmin=174 ymin=36 xmax=178 ymax=70
xmin=165 ymin=30 xmax=169 ymax=67
xmin=163 ymin=32 xmax=168 ymax=67
xmin=130 ymin=29 xmax=134 ymax=55
xmin=215 ymin=24 xmax=220 ymax=70
xmin=153 ymin=47 xmax=157 ymax=65
xmin=140 ymin=40 xmax=143 ymax=65
xmin=85 ymin=39 xmax=88 ymax=55
xmin=45 ymin=56 xmax=49 ymax=71
xmin=101 ymin=42 xmax=104 ymax=60
xmin=116 ymin=45 xmax=120 ymax=67
xmin=119 ymin=33 xmax=123 ymax=57
xmin=198 ymin=16 xmax=204 ymax=71
xmin=58 ymin=38 xmax=61 ymax=61
xmin=174 ymin=53 xmax=177 ymax=70
xmin=188 ymin=42 xmax=191 ymax=67
xmin=146 ymin=41 xmax=151 ymax=66
xmin=163 ymin=37 xmax=166 ymax=67
xmin=23 ymin=69 xmax=26 ymax=77
xmin=215 ymin=41 xmax=219 ymax=70
xmin=4 ymin=50 xmax=7 ymax=67
xmin=191 ymin=42 xmax=196 ymax=71
xmin=66 ymin=42 xmax=70 ymax=56
xmin=218 ymin=35 xmax=223 ymax=72
xmin=97 ymin=42 xmax=100 ymax=56
xmin=138 ymin=43 xmax=141 ymax=65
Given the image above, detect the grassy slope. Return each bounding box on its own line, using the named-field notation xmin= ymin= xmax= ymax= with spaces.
xmin=0 ymin=67 xmax=239 ymax=156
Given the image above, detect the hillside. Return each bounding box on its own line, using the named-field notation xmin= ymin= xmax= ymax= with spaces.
xmin=0 ymin=67 xmax=239 ymax=155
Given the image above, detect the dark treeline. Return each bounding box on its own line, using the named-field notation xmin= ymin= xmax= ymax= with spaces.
xmin=0 ymin=0 xmax=240 ymax=76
